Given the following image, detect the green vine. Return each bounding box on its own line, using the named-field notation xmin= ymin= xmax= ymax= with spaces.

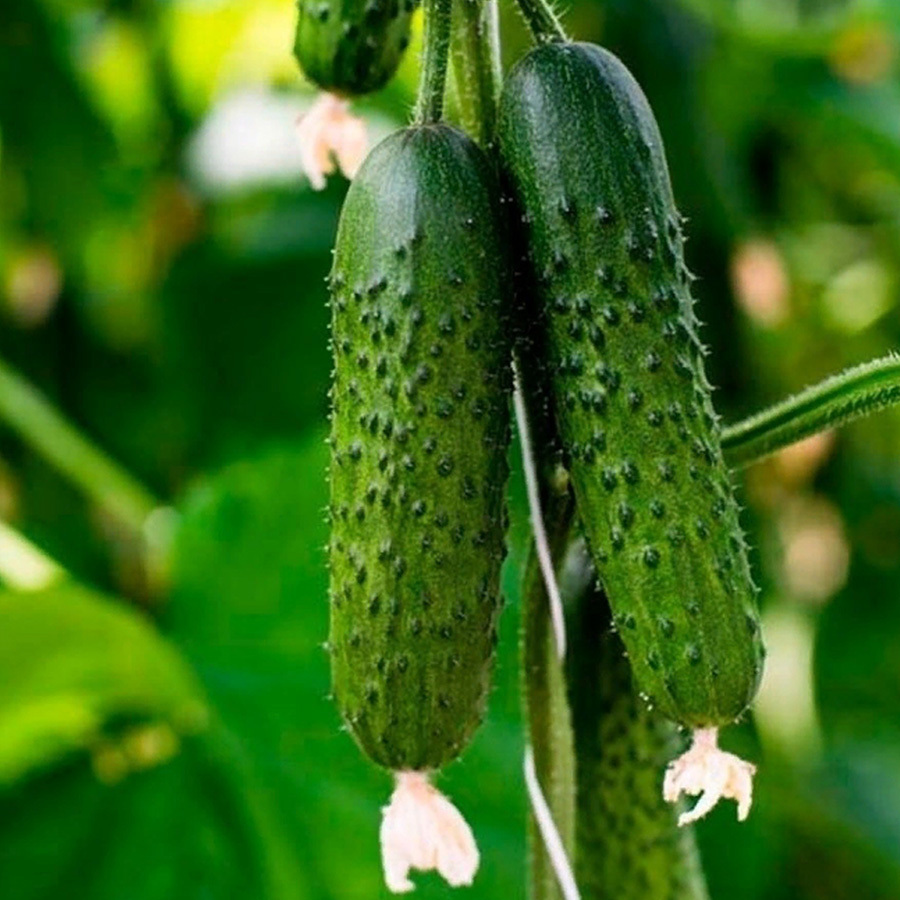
xmin=722 ymin=354 xmax=900 ymax=467
xmin=514 ymin=0 xmax=567 ymax=45
xmin=413 ymin=0 xmax=454 ymax=123
xmin=450 ymin=0 xmax=502 ymax=147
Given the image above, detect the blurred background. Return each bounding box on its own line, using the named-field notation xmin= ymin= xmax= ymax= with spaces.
xmin=1 ymin=0 xmax=900 ymax=896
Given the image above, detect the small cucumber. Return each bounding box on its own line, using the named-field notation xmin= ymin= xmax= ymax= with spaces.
xmin=328 ymin=123 xmax=512 ymax=771
xmin=498 ymin=42 xmax=764 ymax=729
xmin=566 ymin=546 xmax=709 ymax=900
xmin=294 ymin=0 xmax=417 ymax=96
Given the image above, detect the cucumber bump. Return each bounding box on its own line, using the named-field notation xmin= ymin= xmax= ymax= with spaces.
xmin=498 ymin=41 xmax=764 ymax=823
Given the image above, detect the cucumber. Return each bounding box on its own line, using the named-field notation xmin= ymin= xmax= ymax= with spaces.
xmin=565 ymin=541 xmax=709 ymax=900
xmin=497 ymin=42 xmax=764 ymax=730
xmin=294 ymin=0 xmax=417 ymax=96
xmin=328 ymin=123 xmax=512 ymax=771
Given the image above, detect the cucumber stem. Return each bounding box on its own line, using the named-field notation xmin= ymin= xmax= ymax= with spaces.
xmin=0 ymin=357 xmax=158 ymax=533
xmin=450 ymin=0 xmax=502 ymax=147
xmin=517 ymin=354 xmax=578 ymax=900
xmin=514 ymin=0 xmax=567 ymax=45
xmin=521 ymin=481 xmax=577 ymax=900
xmin=524 ymin=747 xmax=581 ymax=900
xmin=722 ymin=353 xmax=900 ymax=467
xmin=413 ymin=0 xmax=453 ymax=123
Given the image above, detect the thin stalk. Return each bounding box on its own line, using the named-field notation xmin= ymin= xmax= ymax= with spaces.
xmin=413 ymin=0 xmax=453 ymax=124
xmin=514 ymin=0 xmax=567 ymax=45
xmin=450 ymin=0 xmax=502 ymax=147
xmin=515 ymin=373 xmax=566 ymax=660
xmin=722 ymin=354 xmax=900 ymax=468
xmin=0 ymin=357 xmax=158 ymax=533
xmin=524 ymin=747 xmax=580 ymax=900
xmin=520 ymin=466 xmax=576 ymax=900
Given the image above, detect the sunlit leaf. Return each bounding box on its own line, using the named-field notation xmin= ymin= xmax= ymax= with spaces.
xmin=0 ymin=582 xmax=206 ymax=785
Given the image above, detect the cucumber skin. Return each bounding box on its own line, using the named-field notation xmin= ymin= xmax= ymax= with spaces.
xmin=569 ymin=578 xmax=709 ymax=900
xmin=294 ymin=0 xmax=416 ymax=96
xmin=328 ymin=125 xmax=512 ymax=771
xmin=498 ymin=43 xmax=764 ymax=728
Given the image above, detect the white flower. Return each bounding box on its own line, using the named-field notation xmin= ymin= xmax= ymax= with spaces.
xmin=295 ymin=92 xmax=368 ymax=190
xmin=380 ymin=771 xmax=479 ymax=893
xmin=663 ymin=727 xmax=756 ymax=826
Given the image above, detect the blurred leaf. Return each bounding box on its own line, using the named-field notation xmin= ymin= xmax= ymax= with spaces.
xmin=155 ymin=240 xmax=333 ymax=471
xmin=0 ymin=727 xmax=310 ymax=900
xmin=0 ymin=582 xmax=205 ymax=785
xmin=164 ymin=438 xmax=528 ymax=898
xmin=0 ymin=0 xmax=118 ymax=268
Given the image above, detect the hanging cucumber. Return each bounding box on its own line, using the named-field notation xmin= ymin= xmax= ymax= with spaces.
xmin=498 ymin=40 xmax=764 ymax=823
xmin=564 ymin=538 xmax=709 ymax=900
xmin=294 ymin=0 xmax=416 ymax=95
xmin=328 ymin=0 xmax=512 ymax=887
xmin=293 ymin=0 xmax=417 ymax=188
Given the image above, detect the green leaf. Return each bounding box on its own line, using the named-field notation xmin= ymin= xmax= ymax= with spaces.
xmin=0 ymin=582 xmax=205 ymax=785
xmin=164 ymin=437 xmax=528 ymax=898
xmin=0 ymin=728 xmax=309 ymax=900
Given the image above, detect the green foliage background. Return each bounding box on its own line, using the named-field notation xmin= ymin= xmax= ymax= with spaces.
xmin=1 ymin=0 xmax=900 ymax=897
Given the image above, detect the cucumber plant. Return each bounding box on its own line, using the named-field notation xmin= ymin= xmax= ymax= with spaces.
xmin=4 ymin=0 xmax=900 ymax=896
xmin=327 ymin=0 xmax=513 ymax=888
xmin=308 ymin=0 xmax=900 ymax=892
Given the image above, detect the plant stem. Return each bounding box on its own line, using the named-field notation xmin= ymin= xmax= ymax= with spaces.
xmin=450 ymin=0 xmax=502 ymax=147
xmin=514 ymin=0 xmax=567 ymax=45
xmin=521 ymin=478 xmax=576 ymax=900
xmin=413 ymin=0 xmax=453 ymax=124
xmin=0 ymin=357 xmax=158 ymax=533
xmin=722 ymin=354 xmax=900 ymax=468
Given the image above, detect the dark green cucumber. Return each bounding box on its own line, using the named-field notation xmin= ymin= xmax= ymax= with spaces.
xmin=498 ymin=43 xmax=764 ymax=729
xmin=565 ymin=541 xmax=709 ymax=900
xmin=294 ymin=0 xmax=416 ymax=96
xmin=328 ymin=124 xmax=512 ymax=771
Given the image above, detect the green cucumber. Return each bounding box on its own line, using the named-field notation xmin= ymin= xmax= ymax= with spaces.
xmin=328 ymin=123 xmax=512 ymax=771
xmin=294 ymin=0 xmax=416 ymax=96
xmin=565 ymin=541 xmax=709 ymax=900
xmin=498 ymin=42 xmax=764 ymax=729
